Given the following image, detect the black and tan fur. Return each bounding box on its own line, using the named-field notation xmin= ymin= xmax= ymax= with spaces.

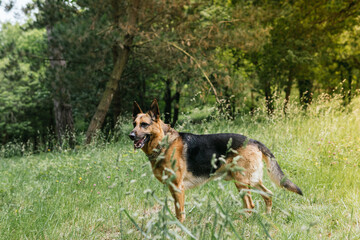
xmin=129 ymin=99 xmax=302 ymax=222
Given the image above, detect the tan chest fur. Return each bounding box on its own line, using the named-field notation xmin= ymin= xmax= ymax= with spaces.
xmin=149 ymin=137 xmax=187 ymax=185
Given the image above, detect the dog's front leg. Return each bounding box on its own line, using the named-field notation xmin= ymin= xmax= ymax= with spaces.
xmin=169 ymin=183 xmax=185 ymax=223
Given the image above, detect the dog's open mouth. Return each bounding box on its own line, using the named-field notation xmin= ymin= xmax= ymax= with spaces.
xmin=134 ymin=135 xmax=150 ymax=149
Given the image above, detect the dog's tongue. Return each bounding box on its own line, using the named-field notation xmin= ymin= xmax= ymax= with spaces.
xmin=134 ymin=137 xmax=145 ymax=148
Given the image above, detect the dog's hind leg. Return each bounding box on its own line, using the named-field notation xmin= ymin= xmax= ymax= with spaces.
xmin=230 ymin=164 xmax=254 ymax=211
xmin=254 ymin=182 xmax=273 ymax=214
xmin=230 ymin=144 xmax=264 ymax=212
xmin=234 ymin=182 xmax=255 ymax=211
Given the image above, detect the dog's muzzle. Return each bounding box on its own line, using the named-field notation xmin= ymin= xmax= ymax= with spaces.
xmin=129 ymin=131 xmax=150 ymax=149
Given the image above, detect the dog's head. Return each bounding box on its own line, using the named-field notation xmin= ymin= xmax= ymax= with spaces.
xmin=129 ymin=99 xmax=164 ymax=150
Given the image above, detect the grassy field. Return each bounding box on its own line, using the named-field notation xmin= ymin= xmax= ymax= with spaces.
xmin=1 ymin=95 xmax=360 ymax=239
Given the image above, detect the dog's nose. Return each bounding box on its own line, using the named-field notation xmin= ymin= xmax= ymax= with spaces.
xmin=129 ymin=131 xmax=136 ymax=140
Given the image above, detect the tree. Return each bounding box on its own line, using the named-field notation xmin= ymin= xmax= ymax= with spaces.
xmin=85 ymin=0 xmax=191 ymax=142
xmin=253 ymin=0 xmax=360 ymax=113
xmin=317 ymin=22 xmax=360 ymax=103
xmin=32 ymin=0 xmax=80 ymax=146
xmin=85 ymin=0 xmax=138 ymax=143
xmin=0 ymin=23 xmax=51 ymax=146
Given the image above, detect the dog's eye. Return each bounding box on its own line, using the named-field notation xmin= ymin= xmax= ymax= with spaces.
xmin=141 ymin=122 xmax=149 ymax=128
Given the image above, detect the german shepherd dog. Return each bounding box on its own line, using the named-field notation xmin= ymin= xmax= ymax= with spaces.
xmin=129 ymin=99 xmax=302 ymax=222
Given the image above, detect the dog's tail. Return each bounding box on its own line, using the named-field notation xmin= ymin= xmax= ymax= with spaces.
xmin=253 ymin=140 xmax=303 ymax=196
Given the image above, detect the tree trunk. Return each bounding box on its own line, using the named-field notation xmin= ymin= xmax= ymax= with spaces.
xmin=347 ymin=67 xmax=352 ymax=103
xmin=172 ymin=88 xmax=181 ymax=126
xmin=46 ymin=26 xmax=74 ymax=147
xmin=283 ymin=69 xmax=294 ymax=115
xmin=264 ymin=80 xmax=274 ymax=115
xmin=112 ymin=87 xmax=122 ymax=124
xmin=110 ymin=0 xmax=122 ymax=125
xmin=298 ymin=78 xmax=313 ymax=109
xmin=85 ymin=0 xmax=139 ymax=144
xmin=112 ymin=44 xmax=122 ymax=124
xmin=164 ymin=78 xmax=172 ymax=124
xmin=340 ymin=65 xmax=346 ymax=102
xmin=86 ymin=45 xmax=132 ymax=143
xmin=139 ymin=73 xmax=146 ymax=107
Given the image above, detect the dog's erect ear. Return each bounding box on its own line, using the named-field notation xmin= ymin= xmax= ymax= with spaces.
xmin=133 ymin=101 xmax=143 ymax=119
xmin=149 ymin=99 xmax=160 ymax=121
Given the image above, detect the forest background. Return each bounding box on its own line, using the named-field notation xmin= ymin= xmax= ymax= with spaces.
xmin=1 ymin=0 xmax=360 ymax=152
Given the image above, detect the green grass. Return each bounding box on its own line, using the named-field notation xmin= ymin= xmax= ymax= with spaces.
xmin=1 ymin=95 xmax=360 ymax=239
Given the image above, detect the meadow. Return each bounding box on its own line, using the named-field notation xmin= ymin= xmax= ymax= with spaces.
xmin=1 ymin=95 xmax=360 ymax=239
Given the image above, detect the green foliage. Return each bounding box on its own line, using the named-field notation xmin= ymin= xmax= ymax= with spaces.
xmin=1 ymin=0 xmax=360 ymax=148
xmin=0 ymin=23 xmax=51 ymax=145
